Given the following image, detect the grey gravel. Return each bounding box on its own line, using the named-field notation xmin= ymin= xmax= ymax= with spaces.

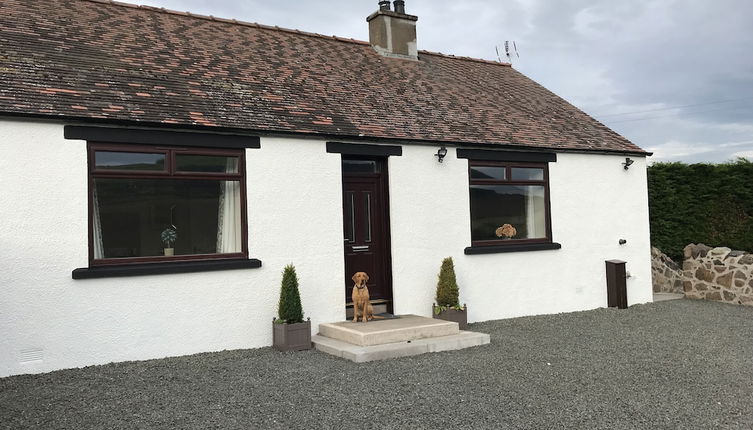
xmin=1 ymin=299 xmax=751 ymax=429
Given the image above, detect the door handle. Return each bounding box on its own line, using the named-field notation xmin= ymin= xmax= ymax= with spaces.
xmin=352 ymin=245 xmax=369 ymax=252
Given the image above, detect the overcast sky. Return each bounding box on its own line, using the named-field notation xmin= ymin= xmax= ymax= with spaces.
xmin=137 ymin=0 xmax=753 ymax=164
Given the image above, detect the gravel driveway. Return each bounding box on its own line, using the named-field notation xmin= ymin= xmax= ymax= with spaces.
xmin=1 ymin=299 xmax=751 ymax=429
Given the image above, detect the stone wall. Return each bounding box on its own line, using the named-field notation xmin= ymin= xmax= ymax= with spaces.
xmin=652 ymin=244 xmax=753 ymax=306
xmin=682 ymin=244 xmax=753 ymax=306
xmin=651 ymin=247 xmax=684 ymax=293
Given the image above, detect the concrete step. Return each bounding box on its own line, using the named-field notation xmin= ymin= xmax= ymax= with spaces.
xmin=653 ymin=292 xmax=684 ymax=302
xmin=318 ymin=314 xmax=459 ymax=346
xmin=313 ymin=331 xmax=491 ymax=363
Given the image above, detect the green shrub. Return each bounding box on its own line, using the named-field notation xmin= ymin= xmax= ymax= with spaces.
xmin=277 ymin=264 xmax=304 ymax=324
xmin=435 ymin=257 xmax=460 ymax=308
xmin=648 ymin=158 xmax=753 ymax=260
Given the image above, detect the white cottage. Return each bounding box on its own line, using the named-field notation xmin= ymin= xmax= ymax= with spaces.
xmin=0 ymin=0 xmax=653 ymax=376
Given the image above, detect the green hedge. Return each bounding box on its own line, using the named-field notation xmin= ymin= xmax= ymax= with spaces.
xmin=648 ymin=158 xmax=753 ymax=260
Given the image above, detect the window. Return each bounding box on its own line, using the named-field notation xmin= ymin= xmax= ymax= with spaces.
xmin=88 ymin=143 xmax=247 ymax=265
xmin=468 ymin=161 xmax=552 ymax=247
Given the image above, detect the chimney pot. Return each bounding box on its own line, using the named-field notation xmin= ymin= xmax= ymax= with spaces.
xmin=393 ymin=0 xmax=405 ymax=14
xmin=378 ymin=1 xmax=391 ymax=11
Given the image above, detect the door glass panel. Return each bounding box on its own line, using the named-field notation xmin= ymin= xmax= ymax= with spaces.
xmin=343 ymin=160 xmax=378 ymax=173
xmin=510 ymin=167 xmax=544 ymax=181
xmin=344 ymin=192 xmax=355 ymax=243
xmin=176 ymin=155 xmax=239 ymax=173
xmin=95 ymin=151 xmax=166 ymax=171
xmin=470 ymin=165 xmax=506 ymax=180
xmin=364 ymin=192 xmax=372 ymax=243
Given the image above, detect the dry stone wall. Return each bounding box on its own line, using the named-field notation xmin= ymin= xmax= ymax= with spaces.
xmin=682 ymin=244 xmax=753 ymax=306
xmin=651 ymin=247 xmax=684 ymax=293
xmin=652 ymin=244 xmax=753 ymax=306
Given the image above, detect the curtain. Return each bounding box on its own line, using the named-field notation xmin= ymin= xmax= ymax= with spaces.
xmin=216 ymin=159 xmax=242 ymax=253
xmin=525 ymin=186 xmax=546 ymax=239
xmin=526 ymin=188 xmax=537 ymax=239
xmin=92 ymin=184 xmax=104 ymax=259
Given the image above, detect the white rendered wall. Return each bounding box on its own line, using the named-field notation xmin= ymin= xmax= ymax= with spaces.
xmin=388 ymin=146 xmax=653 ymax=322
xmin=0 ymin=120 xmax=344 ymax=377
xmin=0 ymin=118 xmax=652 ymax=377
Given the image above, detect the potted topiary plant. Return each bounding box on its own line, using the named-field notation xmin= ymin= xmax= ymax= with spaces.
xmin=432 ymin=257 xmax=468 ymax=330
xmin=272 ymin=264 xmax=311 ymax=351
xmin=160 ymin=227 xmax=177 ymax=256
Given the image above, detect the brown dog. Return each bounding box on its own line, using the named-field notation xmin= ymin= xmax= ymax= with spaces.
xmin=351 ymin=272 xmax=384 ymax=323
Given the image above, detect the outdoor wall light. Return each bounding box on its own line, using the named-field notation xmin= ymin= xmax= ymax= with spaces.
xmin=435 ymin=146 xmax=448 ymax=163
xmin=622 ymin=157 xmax=634 ymax=170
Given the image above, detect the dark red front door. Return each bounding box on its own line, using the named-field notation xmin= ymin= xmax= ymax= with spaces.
xmin=342 ymin=157 xmax=392 ymax=310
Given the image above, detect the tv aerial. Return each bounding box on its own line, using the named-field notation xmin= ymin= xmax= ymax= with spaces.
xmin=496 ymin=41 xmax=520 ymax=63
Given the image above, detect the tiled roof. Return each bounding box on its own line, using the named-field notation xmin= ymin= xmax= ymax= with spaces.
xmin=0 ymin=0 xmax=647 ymax=154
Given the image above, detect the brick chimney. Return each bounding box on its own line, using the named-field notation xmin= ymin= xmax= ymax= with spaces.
xmin=367 ymin=1 xmax=418 ymax=60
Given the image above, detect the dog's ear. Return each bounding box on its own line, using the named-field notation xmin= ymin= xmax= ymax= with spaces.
xmin=364 ymin=272 xmax=369 ymax=282
xmin=352 ymin=273 xmax=359 ymax=283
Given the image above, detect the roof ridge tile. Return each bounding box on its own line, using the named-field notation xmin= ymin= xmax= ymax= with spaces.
xmin=80 ymin=0 xmax=372 ymax=47
xmin=78 ymin=0 xmax=513 ymax=60
xmin=419 ymin=50 xmax=511 ymax=67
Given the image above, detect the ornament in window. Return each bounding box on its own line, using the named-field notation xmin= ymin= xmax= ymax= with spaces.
xmin=495 ymin=224 xmax=517 ymax=240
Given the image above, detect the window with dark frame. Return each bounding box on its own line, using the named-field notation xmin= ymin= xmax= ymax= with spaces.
xmin=468 ymin=161 xmax=552 ymax=246
xmin=88 ymin=143 xmax=248 ymax=266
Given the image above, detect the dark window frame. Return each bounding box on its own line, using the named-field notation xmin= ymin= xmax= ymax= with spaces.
xmin=468 ymin=160 xmax=554 ymax=247
xmin=87 ymin=142 xmax=249 ymax=267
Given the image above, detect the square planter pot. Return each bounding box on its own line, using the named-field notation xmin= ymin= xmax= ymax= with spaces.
xmin=273 ymin=320 xmax=312 ymax=351
xmin=433 ymin=306 xmax=468 ymax=330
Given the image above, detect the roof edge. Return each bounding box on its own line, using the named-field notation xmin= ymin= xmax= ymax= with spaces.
xmin=0 ymin=112 xmax=652 ymax=157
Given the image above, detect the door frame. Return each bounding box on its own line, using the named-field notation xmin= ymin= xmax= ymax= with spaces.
xmin=341 ymin=155 xmax=395 ymax=314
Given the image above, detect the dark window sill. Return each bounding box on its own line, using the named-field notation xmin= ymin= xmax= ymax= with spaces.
xmin=72 ymin=258 xmax=262 ymax=279
xmin=464 ymin=242 xmax=561 ymax=255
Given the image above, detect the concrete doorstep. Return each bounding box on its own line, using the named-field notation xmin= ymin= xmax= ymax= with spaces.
xmin=319 ymin=314 xmax=459 ymax=346
xmin=313 ymin=314 xmax=491 ymax=362
xmin=313 ymin=331 xmax=491 ymax=363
